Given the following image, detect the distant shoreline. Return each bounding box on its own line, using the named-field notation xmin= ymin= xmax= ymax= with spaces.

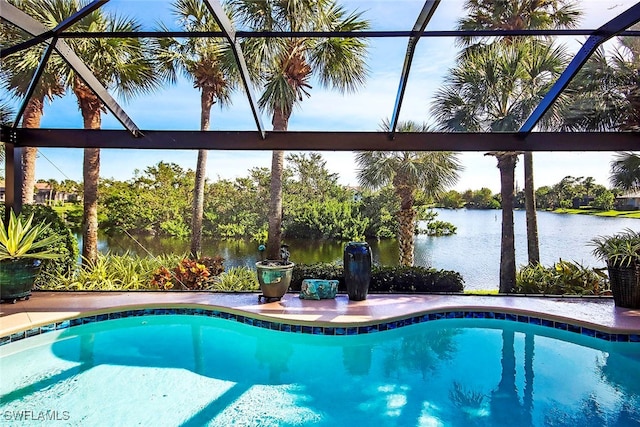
xmin=552 ymin=208 xmax=640 ymax=219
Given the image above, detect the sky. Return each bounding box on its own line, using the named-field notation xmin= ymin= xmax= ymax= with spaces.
xmin=3 ymin=0 xmax=638 ymax=193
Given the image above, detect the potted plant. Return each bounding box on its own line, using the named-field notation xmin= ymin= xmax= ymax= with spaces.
xmin=0 ymin=210 xmax=63 ymax=303
xmin=590 ymin=228 xmax=640 ymax=309
xmin=255 ymin=244 xmax=294 ymax=303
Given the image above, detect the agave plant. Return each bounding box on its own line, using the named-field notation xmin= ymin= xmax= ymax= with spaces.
xmin=0 ymin=210 xmax=63 ymax=261
xmin=590 ymin=229 xmax=640 ymax=268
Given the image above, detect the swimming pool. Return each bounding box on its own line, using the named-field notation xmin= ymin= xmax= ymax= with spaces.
xmin=1 ymin=313 xmax=639 ymax=426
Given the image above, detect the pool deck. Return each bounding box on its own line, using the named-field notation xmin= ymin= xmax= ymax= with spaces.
xmin=1 ymin=291 xmax=640 ymax=338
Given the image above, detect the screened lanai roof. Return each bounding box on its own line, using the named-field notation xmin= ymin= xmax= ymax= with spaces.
xmin=1 ymin=0 xmax=640 ymax=198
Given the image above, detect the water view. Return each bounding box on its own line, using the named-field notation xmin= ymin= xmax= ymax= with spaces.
xmin=93 ymin=210 xmax=639 ymax=291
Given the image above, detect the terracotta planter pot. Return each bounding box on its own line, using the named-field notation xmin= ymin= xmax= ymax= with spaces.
xmin=256 ymin=261 xmax=294 ymax=302
xmin=0 ymin=259 xmax=42 ymax=303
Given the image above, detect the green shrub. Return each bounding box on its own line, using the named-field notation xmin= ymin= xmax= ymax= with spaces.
xmin=22 ymin=205 xmax=78 ymax=288
xmin=43 ymin=253 xmax=183 ymax=291
xmin=514 ymin=260 xmax=609 ymax=295
xmin=370 ymin=265 xmax=464 ymax=293
xmin=291 ymin=263 xmax=464 ymax=293
xmin=150 ymin=256 xmax=225 ymax=290
xmin=214 ymin=266 xmax=259 ymax=291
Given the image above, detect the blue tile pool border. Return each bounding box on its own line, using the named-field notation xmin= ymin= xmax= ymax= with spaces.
xmin=1 ymin=308 xmax=639 ymax=346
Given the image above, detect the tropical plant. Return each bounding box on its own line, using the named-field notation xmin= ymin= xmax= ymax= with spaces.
xmin=432 ymin=39 xmax=569 ymax=291
xmin=150 ymin=256 xmax=224 ymax=290
xmin=21 ymin=204 xmax=78 ymax=287
xmin=610 ymin=151 xmax=640 ymax=191
xmin=231 ymin=0 xmax=370 ymax=259
xmin=0 ymin=210 xmax=63 ymax=261
xmin=515 ymin=259 xmax=609 ymax=295
xmin=590 ymin=228 xmax=640 ymax=308
xmin=154 ymin=0 xmax=238 ymax=258
xmin=1 ymin=0 xmax=69 ymax=204
xmin=563 ymin=24 xmax=640 ymax=132
xmin=457 ymin=0 xmax=581 ymax=49
xmin=356 ymin=120 xmax=462 ymax=266
xmin=590 ymin=228 xmax=640 ymax=267
xmin=43 ymin=253 xmax=184 ymax=291
xmin=214 ymin=266 xmax=259 ymax=291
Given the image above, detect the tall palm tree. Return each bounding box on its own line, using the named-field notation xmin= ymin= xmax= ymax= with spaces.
xmin=231 ymin=0 xmax=369 ymax=260
xmin=432 ymin=40 xmax=568 ymax=292
xmin=154 ymin=0 xmax=238 ymax=259
xmin=1 ymin=0 xmax=70 ymax=205
xmin=356 ymin=120 xmax=462 ymax=266
xmin=458 ymin=0 xmax=581 ymax=48
xmin=457 ymin=0 xmax=582 ymax=266
xmin=563 ymin=25 xmax=640 ymax=132
xmin=56 ymin=1 xmax=162 ymax=265
xmin=610 ymin=151 xmax=640 ymax=191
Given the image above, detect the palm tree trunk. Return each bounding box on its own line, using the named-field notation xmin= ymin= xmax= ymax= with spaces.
xmin=397 ymin=208 xmax=416 ymax=266
xmin=190 ymin=88 xmax=214 ymax=259
xmin=524 ymin=152 xmax=540 ymax=264
xmin=490 ymin=330 xmax=520 ymax=424
xmin=496 ymin=153 xmax=517 ymax=293
xmin=82 ymin=147 xmax=100 ymax=265
xmin=21 ymin=98 xmax=44 ymax=205
xmin=266 ymin=108 xmax=289 ymax=260
xmin=190 ymin=149 xmax=207 ymax=259
xmin=75 ymin=78 xmax=102 ymax=266
xmin=267 ymin=149 xmax=285 ymax=260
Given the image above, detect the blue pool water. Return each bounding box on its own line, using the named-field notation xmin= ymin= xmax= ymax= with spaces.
xmin=1 ymin=315 xmax=639 ymax=426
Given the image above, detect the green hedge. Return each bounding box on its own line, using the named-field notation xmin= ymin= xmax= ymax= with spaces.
xmin=291 ymin=263 xmax=464 ymax=293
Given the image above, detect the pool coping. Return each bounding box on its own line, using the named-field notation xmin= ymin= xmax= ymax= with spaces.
xmin=1 ymin=292 xmax=640 ymax=346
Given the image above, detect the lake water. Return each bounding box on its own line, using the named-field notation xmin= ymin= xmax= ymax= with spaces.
xmin=94 ymin=209 xmax=639 ymax=291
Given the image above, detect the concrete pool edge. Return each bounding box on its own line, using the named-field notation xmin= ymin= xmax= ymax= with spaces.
xmin=1 ymin=292 xmax=639 ymax=346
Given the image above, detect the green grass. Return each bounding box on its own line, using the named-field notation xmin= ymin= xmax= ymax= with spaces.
xmin=52 ymin=203 xmax=79 ymax=215
xmin=553 ymin=208 xmax=640 ymax=218
xmin=464 ymin=290 xmax=499 ymax=295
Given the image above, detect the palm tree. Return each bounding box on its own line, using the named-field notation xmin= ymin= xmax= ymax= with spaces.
xmin=154 ymin=0 xmax=238 ymax=259
xmin=563 ymin=24 xmax=640 ymax=132
xmin=457 ymin=0 xmax=582 ymax=266
xmin=432 ymin=40 xmax=568 ymax=292
xmin=457 ymin=0 xmax=581 ymax=49
xmin=356 ymin=120 xmax=462 ymax=266
xmin=56 ymin=2 xmax=162 ymax=265
xmin=0 ymin=101 xmax=15 ymax=168
xmin=1 ymin=0 xmax=69 ymax=205
xmin=231 ymin=0 xmax=369 ymax=260
xmin=610 ymin=151 xmax=640 ymax=191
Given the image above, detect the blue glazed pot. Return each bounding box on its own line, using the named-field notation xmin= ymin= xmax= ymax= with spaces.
xmin=344 ymin=242 xmax=372 ymax=301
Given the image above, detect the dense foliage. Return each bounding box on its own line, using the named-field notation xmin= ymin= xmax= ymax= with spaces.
xmin=514 ymin=260 xmax=609 ymax=295
xmin=150 ymin=256 xmax=224 ymax=290
xmin=290 ymin=263 xmax=465 ymax=293
xmin=94 ymin=154 xmax=448 ymax=241
xmin=49 ymin=154 xmax=624 ymax=251
xmin=41 ymin=254 xmax=464 ymax=293
xmin=21 ymin=205 xmax=78 ymax=287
